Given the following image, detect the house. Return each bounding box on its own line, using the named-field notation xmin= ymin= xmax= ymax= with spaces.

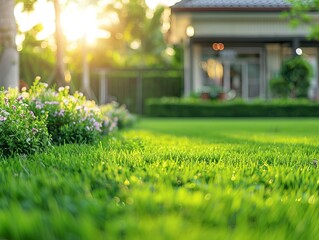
xmin=169 ymin=0 xmax=319 ymax=99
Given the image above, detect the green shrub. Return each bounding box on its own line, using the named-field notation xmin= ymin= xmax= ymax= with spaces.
xmin=100 ymin=102 xmax=136 ymax=134
xmin=27 ymin=81 xmax=103 ymax=145
xmin=146 ymin=97 xmax=319 ymax=117
xmin=0 ymin=81 xmax=135 ymax=155
xmin=0 ymin=88 xmax=51 ymax=157
xmin=269 ymin=76 xmax=290 ymax=98
xmin=280 ymin=56 xmax=313 ymax=98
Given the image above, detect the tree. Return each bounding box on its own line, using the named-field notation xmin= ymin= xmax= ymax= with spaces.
xmin=17 ymin=0 xmax=66 ymax=87
xmin=91 ymin=0 xmax=172 ymax=68
xmin=48 ymin=0 xmax=66 ymax=87
xmin=286 ymin=0 xmax=319 ymax=40
xmin=0 ymin=0 xmax=19 ymax=89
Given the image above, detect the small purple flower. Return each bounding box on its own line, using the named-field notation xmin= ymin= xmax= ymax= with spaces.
xmin=16 ymin=96 xmax=23 ymax=102
xmin=59 ymin=109 xmax=65 ymax=116
xmin=32 ymin=128 xmax=38 ymax=134
xmin=35 ymin=101 xmax=44 ymax=109
xmin=93 ymin=121 xmax=102 ymax=131
xmin=29 ymin=111 xmax=36 ymax=119
xmin=4 ymin=98 xmax=8 ymax=105
xmin=12 ymin=105 xmax=16 ymax=111
xmin=45 ymin=101 xmax=59 ymax=105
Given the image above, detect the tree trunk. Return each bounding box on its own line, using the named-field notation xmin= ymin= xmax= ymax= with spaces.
xmin=53 ymin=0 xmax=65 ymax=87
xmin=0 ymin=0 xmax=19 ymax=89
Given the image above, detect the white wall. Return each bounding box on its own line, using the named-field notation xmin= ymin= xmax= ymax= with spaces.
xmin=170 ymin=12 xmax=314 ymax=43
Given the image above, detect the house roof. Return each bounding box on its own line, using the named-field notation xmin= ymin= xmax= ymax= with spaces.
xmin=172 ymin=0 xmax=291 ymax=12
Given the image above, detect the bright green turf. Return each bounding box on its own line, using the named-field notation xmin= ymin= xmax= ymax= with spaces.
xmin=1 ymin=118 xmax=319 ymax=239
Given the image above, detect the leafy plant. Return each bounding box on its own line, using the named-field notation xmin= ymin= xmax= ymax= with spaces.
xmin=280 ymin=56 xmax=313 ymax=98
xmin=269 ymin=56 xmax=313 ymax=98
xmin=26 ymin=81 xmax=103 ymax=145
xmin=0 ymin=88 xmax=50 ymax=157
xmin=269 ymin=76 xmax=290 ymax=98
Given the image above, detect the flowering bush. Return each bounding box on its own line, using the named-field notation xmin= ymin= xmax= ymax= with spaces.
xmin=100 ymin=102 xmax=136 ymax=134
xmin=0 ymin=88 xmax=51 ymax=157
xmin=0 ymin=80 xmax=135 ymax=156
xmin=26 ymin=81 xmax=103 ymax=145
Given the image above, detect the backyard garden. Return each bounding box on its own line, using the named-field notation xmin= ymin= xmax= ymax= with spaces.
xmin=2 ymin=0 xmax=319 ymax=239
xmin=1 ymin=94 xmax=319 ymax=239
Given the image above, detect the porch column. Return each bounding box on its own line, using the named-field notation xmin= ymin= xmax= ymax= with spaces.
xmin=193 ymin=44 xmax=202 ymax=92
xmin=223 ymin=61 xmax=230 ymax=92
xmin=266 ymin=44 xmax=281 ymax=98
xmin=242 ymin=62 xmax=249 ymax=100
xmin=183 ymin=38 xmax=192 ymax=96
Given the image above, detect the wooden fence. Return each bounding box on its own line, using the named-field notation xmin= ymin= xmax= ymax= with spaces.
xmin=91 ymin=68 xmax=184 ymax=114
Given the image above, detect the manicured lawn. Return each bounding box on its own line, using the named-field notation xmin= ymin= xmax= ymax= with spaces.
xmin=1 ymin=118 xmax=319 ymax=239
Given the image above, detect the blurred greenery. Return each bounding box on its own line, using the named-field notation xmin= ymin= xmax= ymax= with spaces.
xmin=16 ymin=0 xmax=182 ymax=88
xmin=281 ymin=56 xmax=313 ymax=98
xmin=286 ymin=0 xmax=319 ymax=40
xmin=269 ymin=56 xmax=313 ymax=98
xmin=19 ymin=24 xmax=55 ymax=87
xmin=145 ymin=97 xmax=319 ymax=117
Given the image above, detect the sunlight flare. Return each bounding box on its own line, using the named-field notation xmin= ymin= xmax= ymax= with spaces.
xmin=61 ymin=4 xmax=104 ymax=43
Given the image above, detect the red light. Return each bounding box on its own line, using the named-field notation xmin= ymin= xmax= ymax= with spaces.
xmin=212 ymin=43 xmax=224 ymax=51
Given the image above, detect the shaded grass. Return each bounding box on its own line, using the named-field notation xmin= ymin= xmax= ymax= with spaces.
xmin=1 ymin=118 xmax=319 ymax=239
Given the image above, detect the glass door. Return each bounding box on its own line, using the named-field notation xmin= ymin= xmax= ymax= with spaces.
xmin=201 ymin=46 xmax=263 ymax=99
xmin=222 ymin=61 xmax=248 ymax=99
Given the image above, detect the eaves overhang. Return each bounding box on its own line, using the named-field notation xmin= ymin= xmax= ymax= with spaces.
xmin=171 ymin=7 xmax=290 ymax=12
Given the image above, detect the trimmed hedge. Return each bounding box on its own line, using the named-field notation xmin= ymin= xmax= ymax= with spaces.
xmin=145 ymin=98 xmax=319 ymax=117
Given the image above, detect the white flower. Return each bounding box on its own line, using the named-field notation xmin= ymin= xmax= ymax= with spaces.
xmin=1 ymin=110 xmax=9 ymax=116
xmin=0 ymin=116 xmax=7 ymax=122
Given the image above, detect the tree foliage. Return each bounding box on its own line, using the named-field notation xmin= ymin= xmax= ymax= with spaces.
xmin=91 ymin=0 xmax=174 ymax=68
xmin=286 ymin=0 xmax=319 ymax=40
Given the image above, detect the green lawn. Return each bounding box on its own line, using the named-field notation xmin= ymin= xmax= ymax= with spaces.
xmin=1 ymin=118 xmax=319 ymax=239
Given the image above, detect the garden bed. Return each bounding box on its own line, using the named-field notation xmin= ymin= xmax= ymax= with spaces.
xmin=145 ymin=98 xmax=319 ymax=117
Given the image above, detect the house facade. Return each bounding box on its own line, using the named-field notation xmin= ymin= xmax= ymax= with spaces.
xmin=170 ymin=0 xmax=319 ymax=99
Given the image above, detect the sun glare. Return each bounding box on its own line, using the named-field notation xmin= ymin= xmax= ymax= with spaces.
xmin=15 ymin=0 xmax=55 ymax=41
xmin=15 ymin=0 xmax=110 ymax=47
xmin=14 ymin=0 xmax=181 ymax=49
xmin=61 ymin=4 xmax=102 ymax=44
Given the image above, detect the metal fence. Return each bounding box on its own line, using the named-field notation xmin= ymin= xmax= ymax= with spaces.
xmin=91 ymin=68 xmax=184 ymax=114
